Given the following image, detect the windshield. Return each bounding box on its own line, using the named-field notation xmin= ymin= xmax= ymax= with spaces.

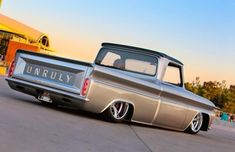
xmin=95 ymin=49 xmax=158 ymax=76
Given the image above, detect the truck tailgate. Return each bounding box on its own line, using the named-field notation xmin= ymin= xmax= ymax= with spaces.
xmin=10 ymin=50 xmax=93 ymax=95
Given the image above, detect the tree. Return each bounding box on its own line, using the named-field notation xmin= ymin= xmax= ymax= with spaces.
xmin=185 ymin=78 xmax=235 ymax=113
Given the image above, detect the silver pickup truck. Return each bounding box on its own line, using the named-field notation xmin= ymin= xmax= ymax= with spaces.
xmin=6 ymin=43 xmax=215 ymax=134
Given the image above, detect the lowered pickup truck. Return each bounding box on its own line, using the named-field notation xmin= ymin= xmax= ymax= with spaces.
xmin=6 ymin=43 xmax=215 ymax=134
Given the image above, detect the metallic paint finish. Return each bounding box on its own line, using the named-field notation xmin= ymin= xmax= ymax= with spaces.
xmin=6 ymin=44 xmax=216 ymax=132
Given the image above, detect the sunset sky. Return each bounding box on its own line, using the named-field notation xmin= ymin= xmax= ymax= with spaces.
xmin=1 ymin=0 xmax=235 ymax=85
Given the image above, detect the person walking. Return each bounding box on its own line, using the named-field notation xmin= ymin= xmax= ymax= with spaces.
xmin=221 ymin=112 xmax=228 ymax=121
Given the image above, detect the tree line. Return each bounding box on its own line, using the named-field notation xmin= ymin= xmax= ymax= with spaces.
xmin=185 ymin=77 xmax=235 ymax=113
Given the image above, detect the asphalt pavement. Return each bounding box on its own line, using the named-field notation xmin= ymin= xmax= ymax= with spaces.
xmin=0 ymin=76 xmax=234 ymax=152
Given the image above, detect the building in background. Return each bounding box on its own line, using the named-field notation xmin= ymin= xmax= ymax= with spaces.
xmin=0 ymin=13 xmax=54 ymax=74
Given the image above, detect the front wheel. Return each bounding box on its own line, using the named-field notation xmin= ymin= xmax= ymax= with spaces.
xmin=185 ymin=113 xmax=203 ymax=134
xmin=103 ymin=101 xmax=130 ymax=123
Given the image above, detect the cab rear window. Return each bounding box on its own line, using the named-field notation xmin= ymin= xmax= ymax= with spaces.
xmin=95 ymin=49 xmax=158 ymax=76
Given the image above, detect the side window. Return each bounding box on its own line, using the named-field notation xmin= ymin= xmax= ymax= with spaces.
xmin=163 ymin=63 xmax=182 ymax=87
xmin=125 ymin=59 xmax=157 ymax=75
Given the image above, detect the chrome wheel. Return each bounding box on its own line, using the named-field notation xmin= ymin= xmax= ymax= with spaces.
xmin=191 ymin=113 xmax=203 ymax=132
xmin=190 ymin=113 xmax=203 ymax=133
xmin=110 ymin=102 xmax=129 ymax=120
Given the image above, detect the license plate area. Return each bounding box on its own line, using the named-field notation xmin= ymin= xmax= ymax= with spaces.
xmin=38 ymin=92 xmax=52 ymax=103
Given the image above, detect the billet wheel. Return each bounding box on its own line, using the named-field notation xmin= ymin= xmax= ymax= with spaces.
xmin=103 ymin=101 xmax=130 ymax=122
xmin=185 ymin=113 xmax=203 ymax=134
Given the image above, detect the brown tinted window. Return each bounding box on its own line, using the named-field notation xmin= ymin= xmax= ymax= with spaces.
xmin=163 ymin=64 xmax=182 ymax=86
xmin=96 ymin=49 xmax=158 ymax=76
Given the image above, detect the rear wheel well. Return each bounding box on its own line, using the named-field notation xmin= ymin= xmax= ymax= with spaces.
xmin=102 ymin=100 xmax=134 ymax=123
xmin=125 ymin=104 xmax=134 ymax=121
xmin=201 ymin=113 xmax=210 ymax=131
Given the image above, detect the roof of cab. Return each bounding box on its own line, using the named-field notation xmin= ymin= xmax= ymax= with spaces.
xmin=102 ymin=43 xmax=183 ymax=65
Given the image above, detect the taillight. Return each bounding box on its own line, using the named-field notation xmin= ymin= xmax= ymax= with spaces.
xmin=8 ymin=60 xmax=16 ymax=77
xmin=81 ymin=78 xmax=90 ymax=96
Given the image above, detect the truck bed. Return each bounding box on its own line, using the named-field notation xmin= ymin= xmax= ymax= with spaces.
xmin=6 ymin=50 xmax=93 ymax=102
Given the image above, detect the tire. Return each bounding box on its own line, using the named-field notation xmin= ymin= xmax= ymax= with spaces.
xmin=185 ymin=113 xmax=203 ymax=134
xmin=103 ymin=101 xmax=130 ymax=123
